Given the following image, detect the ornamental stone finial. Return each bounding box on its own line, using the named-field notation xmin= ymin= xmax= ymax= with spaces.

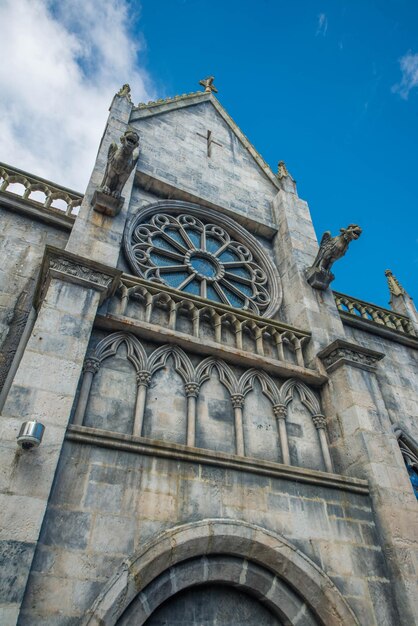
xmin=199 ymin=76 xmax=218 ymax=93
xmin=306 ymin=224 xmax=362 ymax=290
xmin=117 ymin=83 xmax=132 ymax=102
xmin=385 ymin=270 xmax=406 ymax=297
xmin=277 ymin=161 xmax=291 ymax=179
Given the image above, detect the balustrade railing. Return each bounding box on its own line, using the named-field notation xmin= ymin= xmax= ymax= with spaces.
xmin=334 ymin=292 xmax=415 ymax=336
xmin=0 ymin=162 xmax=82 ymax=217
xmin=110 ymin=275 xmax=311 ymax=369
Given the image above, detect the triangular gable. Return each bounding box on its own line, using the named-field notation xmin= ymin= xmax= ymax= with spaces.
xmin=130 ymin=92 xmax=281 ymax=191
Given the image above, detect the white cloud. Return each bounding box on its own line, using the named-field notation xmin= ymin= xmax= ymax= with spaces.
xmin=316 ymin=13 xmax=328 ymax=37
xmin=0 ymin=0 xmax=155 ymax=191
xmin=392 ymin=51 xmax=418 ymax=100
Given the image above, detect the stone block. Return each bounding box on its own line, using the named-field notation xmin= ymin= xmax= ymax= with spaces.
xmin=0 ymin=540 xmax=35 ymax=603
xmin=89 ymin=514 xmax=135 ymax=554
xmin=42 ymin=508 xmax=92 ymax=550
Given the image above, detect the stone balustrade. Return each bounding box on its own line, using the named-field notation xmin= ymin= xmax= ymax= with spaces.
xmin=334 ymin=291 xmax=416 ymax=336
xmin=112 ymin=275 xmax=311 ymax=369
xmin=0 ymin=162 xmax=82 ymax=217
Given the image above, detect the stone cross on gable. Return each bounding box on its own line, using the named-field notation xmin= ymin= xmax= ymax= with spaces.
xmin=196 ymin=129 xmax=223 ymax=158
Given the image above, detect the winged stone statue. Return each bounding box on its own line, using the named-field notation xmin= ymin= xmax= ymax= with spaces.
xmin=92 ymin=129 xmax=140 ymax=217
xmin=306 ymin=224 xmax=362 ymax=290
xmin=100 ymin=130 xmax=140 ymax=199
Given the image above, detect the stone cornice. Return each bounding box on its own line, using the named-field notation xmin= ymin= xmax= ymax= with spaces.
xmin=66 ymin=424 xmax=369 ymax=495
xmin=36 ymin=246 xmax=122 ymax=307
xmin=318 ymin=339 xmax=385 ymax=374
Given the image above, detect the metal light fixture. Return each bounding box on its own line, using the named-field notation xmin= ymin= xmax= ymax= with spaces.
xmin=17 ymin=420 xmax=45 ymax=450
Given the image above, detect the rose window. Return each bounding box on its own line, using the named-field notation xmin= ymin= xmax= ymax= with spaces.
xmin=124 ymin=212 xmax=272 ymax=314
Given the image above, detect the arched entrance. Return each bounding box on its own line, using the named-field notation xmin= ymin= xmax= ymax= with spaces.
xmin=83 ymin=519 xmax=359 ymax=626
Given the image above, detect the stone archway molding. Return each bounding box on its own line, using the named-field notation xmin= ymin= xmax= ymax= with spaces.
xmin=83 ymin=519 xmax=359 ymax=626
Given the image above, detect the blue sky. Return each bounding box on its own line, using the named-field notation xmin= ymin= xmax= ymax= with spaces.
xmin=137 ymin=0 xmax=418 ymax=306
xmin=1 ymin=0 xmax=417 ymax=307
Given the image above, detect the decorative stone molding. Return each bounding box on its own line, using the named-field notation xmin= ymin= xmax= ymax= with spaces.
xmin=136 ymin=370 xmax=152 ymax=387
xmin=36 ymin=246 xmax=121 ymax=307
xmin=318 ymin=339 xmax=385 ymax=374
xmin=184 ymin=382 xmax=200 ymax=397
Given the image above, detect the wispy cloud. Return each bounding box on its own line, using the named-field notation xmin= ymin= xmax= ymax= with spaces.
xmin=0 ymin=0 xmax=155 ymax=190
xmin=316 ymin=13 xmax=328 ymax=37
xmin=392 ymin=51 xmax=418 ymax=100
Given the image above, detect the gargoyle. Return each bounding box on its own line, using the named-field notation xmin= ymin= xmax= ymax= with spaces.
xmin=306 ymin=224 xmax=362 ymax=290
xmin=100 ymin=130 xmax=140 ymax=199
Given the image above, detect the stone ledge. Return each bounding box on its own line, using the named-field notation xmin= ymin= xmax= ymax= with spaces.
xmin=35 ymin=246 xmax=122 ymax=307
xmin=134 ymin=171 xmax=278 ymax=239
xmin=95 ymin=313 xmax=327 ymax=387
xmin=66 ymin=424 xmax=369 ymax=495
xmin=318 ymin=339 xmax=385 ymax=374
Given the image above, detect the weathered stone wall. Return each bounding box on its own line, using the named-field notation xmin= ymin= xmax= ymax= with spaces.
xmin=343 ymin=325 xmax=418 ymax=441
xmin=0 ymin=207 xmax=69 ymax=392
xmin=19 ymin=440 xmax=396 ymax=625
xmin=130 ymin=101 xmax=277 ymax=227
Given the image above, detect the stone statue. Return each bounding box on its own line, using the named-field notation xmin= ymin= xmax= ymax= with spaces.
xmin=92 ymin=130 xmax=140 ymax=216
xmin=306 ymin=224 xmax=362 ymax=290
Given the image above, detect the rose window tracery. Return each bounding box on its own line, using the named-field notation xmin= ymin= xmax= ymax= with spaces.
xmin=124 ymin=212 xmax=273 ymax=314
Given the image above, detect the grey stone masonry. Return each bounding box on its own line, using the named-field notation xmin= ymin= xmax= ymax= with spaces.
xmin=0 ymin=249 xmax=119 ymax=625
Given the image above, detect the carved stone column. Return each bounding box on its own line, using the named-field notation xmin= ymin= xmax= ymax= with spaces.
xmin=312 ymin=414 xmax=333 ymax=473
xmin=231 ymin=394 xmax=245 ymax=456
xmin=72 ymin=357 xmax=100 ymax=426
xmin=133 ymin=371 xmax=152 ymax=437
xmin=185 ymin=382 xmax=199 ymax=447
xmin=273 ymin=404 xmax=290 ymax=466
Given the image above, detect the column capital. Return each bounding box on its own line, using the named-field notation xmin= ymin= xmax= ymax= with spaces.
xmin=231 ymin=393 xmax=245 ymax=409
xmin=83 ymin=357 xmax=100 ymax=374
xmin=312 ymin=414 xmax=327 ymax=430
xmin=318 ymin=339 xmax=384 ymax=374
xmin=185 ymin=382 xmax=200 ymax=397
xmin=136 ymin=370 xmax=152 ymax=387
xmin=273 ymin=404 xmax=287 ymax=419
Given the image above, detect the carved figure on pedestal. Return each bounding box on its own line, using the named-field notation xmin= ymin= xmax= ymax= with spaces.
xmin=92 ymin=130 xmax=140 ymax=217
xmin=306 ymin=224 xmax=362 ymax=290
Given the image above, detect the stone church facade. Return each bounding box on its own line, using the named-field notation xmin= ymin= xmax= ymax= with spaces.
xmin=0 ymin=81 xmax=417 ymax=625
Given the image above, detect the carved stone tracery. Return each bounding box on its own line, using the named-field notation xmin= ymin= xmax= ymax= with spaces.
xmin=123 ymin=201 xmax=282 ymax=318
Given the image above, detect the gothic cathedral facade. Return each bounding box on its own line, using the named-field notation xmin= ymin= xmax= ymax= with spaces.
xmin=0 ymin=82 xmax=417 ymax=625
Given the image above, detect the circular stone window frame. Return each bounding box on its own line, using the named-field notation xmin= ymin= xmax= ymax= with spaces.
xmin=123 ymin=200 xmax=282 ymax=319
